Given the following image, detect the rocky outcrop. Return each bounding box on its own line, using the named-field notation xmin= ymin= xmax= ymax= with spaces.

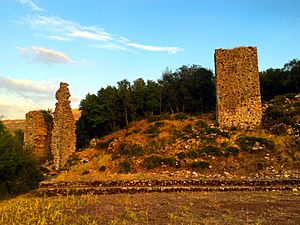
xmin=24 ymin=110 xmax=53 ymax=158
xmin=215 ymin=46 xmax=262 ymax=129
xmin=51 ymin=82 xmax=76 ymax=170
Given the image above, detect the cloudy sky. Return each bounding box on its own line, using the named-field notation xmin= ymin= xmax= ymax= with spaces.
xmin=0 ymin=0 xmax=299 ymax=119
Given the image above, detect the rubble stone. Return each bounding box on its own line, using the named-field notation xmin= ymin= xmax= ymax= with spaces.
xmin=215 ymin=46 xmax=262 ymax=129
xmin=51 ymin=82 xmax=76 ymax=170
xmin=24 ymin=110 xmax=53 ymax=158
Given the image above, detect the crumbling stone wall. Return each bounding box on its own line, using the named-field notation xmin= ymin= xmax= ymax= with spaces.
xmin=24 ymin=110 xmax=53 ymax=158
xmin=51 ymin=82 xmax=76 ymax=170
xmin=215 ymin=46 xmax=262 ymax=129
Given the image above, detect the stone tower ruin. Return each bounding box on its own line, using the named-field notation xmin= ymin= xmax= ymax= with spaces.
xmin=24 ymin=110 xmax=53 ymax=158
xmin=214 ymin=46 xmax=262 ymax=129
xmin=51 ymin=82 xmax=76 ymax=170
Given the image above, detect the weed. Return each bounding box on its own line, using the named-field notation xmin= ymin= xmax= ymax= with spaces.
xmin=119 ymin=143 xmax=145 ymax=156
xmin=99 ymin=166 xmax=106 ymax=172
xmin=237 ymin=136 xmax=275 ymax=152
xmin=96 ymin=138 xmax=114 ymax=149
xmin=174 ymin=113 xmax=188 ymax=120
xmin=182 ymin=124 xmax=193 ymax=133
xmin=199 ymin=146 xmax=222 ymax=156
xmin=190 ymin=161 xmax=209 ymax=169
xmin=224 ymin=147 xmax=240 ymax=156
xmin=118 ymin=160 xmax=132 ymax=173
xmin=196 ymin=120 xmax=209 ymax=129
xmin=176 ymin=151 xmax=187 ymax=160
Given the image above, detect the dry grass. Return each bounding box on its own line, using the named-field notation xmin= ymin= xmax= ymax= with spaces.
xmin=1 ymin=191 xmax=299 ymax=225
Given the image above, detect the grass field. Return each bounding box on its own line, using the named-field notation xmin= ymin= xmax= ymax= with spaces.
xmin=1 ymin=191 xmax=299 ymax=225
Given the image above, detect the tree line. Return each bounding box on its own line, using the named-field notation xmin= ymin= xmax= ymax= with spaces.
xmin=76 ymin=65 xmax=215 ymax=148
xmin=76 ymin=59 xmax=300 ymax=148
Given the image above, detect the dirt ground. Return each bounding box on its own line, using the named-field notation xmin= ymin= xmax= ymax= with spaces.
xmin=66 ymin=191 xmax=300 ymax=225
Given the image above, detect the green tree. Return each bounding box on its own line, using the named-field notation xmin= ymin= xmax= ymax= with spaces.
xmin=0 ymin=121 xmax=43 ymax=198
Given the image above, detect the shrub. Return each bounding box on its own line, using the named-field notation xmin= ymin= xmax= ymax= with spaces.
xmin=118 ymin=160 xmax=132 ymax=173
xmin=0 ymin=121 xmax=43 ymax=199
xmin=199 ymin=146 xmax=222 ymax=156
xmin=224 ymin=147 xmax=240 ymax=156
xmin=99 ymin=166 xmax=106 ymax=172
xmin=143 ymin=155 xmax=162 ymax=169
xmin=143 ymin=156 xmax=179 ymax=169
xmin=144 ymin=125 xmax=160 ymax=137
xmin=119 ymin=143 xmax=145 ymax=156
xmin=174 ymin=113 xmax=188 ymax=120
xmin=190 ymin=161 xmax=209 ymax=169
xmin=186 ymin=150 xmax=199 ymax=158
xmin=237 ymin=136 xmax=275 ymax=152
xmin=146 ymin=141 xmax=159 ymax=153
xmin=182 ymin=124 xmax=193 ymax=133
xmin=196 ymin=120 xmax=209 ymax=129
xmin=96 ymin=138 xmax=114 ymax=149
xmin=125 ymin=129 xmax=141 ymax=137
xmin=176 ymin=151 xmax=187 ymax=160
xmin=206 ymin=127 xmax=230 ymax=138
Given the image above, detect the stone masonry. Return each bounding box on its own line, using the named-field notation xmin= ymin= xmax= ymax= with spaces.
xmin=215 ymin=46 xmax=262 ymax=129
xmin=51 ymin=82 xmax=76 ymax=170
xmin=24 ymin=110 xmax=53 ymax=158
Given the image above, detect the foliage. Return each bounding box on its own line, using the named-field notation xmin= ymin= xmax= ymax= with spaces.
xmin=260 ymin=59 xmax=300 ymax=101
xmin=0 ymin=121 xmax=43 ymax=199
xmin=224 ymin=147 xmax=240 ymax=156
xmin=143 ymin=155 xmax=178 ymax=169
xmin=237 ymin=136 xmax=275 ymax=152
xmin=118 ymin=160 xmax=132 ymax=173
xmin=189 ymin=161 xmax=209 ymax=169
xmin=76 ymin=65 xmax=215 ymax=145
xmin=118 ymin=143 xmax=144 ymax=156
xmin=96 ymin=138 xmax=114 ymax=149
xmin=174 ymin=113 xmax=188 ymax=120
xmin=199 ymin=146 xmax=222 ymax=156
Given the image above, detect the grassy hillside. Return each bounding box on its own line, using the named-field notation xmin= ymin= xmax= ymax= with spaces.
xmin=46 ymin=93 xmax=300 ymax=182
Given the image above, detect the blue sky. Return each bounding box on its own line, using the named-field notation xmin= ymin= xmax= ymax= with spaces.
xmin=0 ymin=0 xmax=299 ymax=119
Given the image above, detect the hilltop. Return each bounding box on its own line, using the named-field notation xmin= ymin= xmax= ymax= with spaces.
xmin=43 ymin=93 xmax=300 ymax=182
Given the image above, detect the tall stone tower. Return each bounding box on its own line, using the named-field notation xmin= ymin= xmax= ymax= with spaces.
xmin=51 ymin=82 xmax=76 ymax=170
xmin=214 ymin=46 xmax=262 ymax=129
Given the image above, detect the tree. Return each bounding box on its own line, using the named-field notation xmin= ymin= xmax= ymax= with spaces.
xmin=117 ymin=79 xmax=133 ymax=127
xmin=0 ymin=121 xmax=43 ymax=198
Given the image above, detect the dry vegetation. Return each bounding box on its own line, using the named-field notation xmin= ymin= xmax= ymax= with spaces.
xmin=1 ymin=191 xmax=300 ymax=225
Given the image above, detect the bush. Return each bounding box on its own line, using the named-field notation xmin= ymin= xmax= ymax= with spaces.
xmin=205 ymin=127 xmax=230 ymax=138
xmin=196 ymin=120 xmax=209 ymax=129
xmin=224 ymin=147 xmax=240 ymax=156
xmin=199 ymin=146 xmax=222 ymax=156
xmin=186 ymin=150 xmax=199 ymax=158
xmin=143 ymin=155 xmax=179 ymax=169
xmin=99 ymin=166 xmax=106 ymax=172
xmin=118 ymin=160 xmax=132 ymax=173
xmin=190 ymin=161 xmax=209 ymax=169
xmin=182 ymin=124 xmax=193 ymax=133
xmin=144 ymin=125 xmax=160 ymax=137
xmin=237 ymin=136 xmax=275 ymax=152
xmin=119 ymin=143 xmax=145 ymax=156
xmin=143 ymin=156 xmax=162 ymax=169
xmin=174 ymin=113 xmax=188 ymax=120
xmin=96 ymin=138 xmax=114 ymax=149
xmin=0 ymin=122 xmax=43 ymax=198
xmin=176 ymin=151 xmax=187 ymax=160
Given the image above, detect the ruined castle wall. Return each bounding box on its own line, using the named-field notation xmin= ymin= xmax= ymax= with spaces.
xmin=215 ymin=46 xmax=262 ymax=129
xmin=51 ymin=82 xmax=76 ymax=170
xmin=24 ymin=110 xmax=53 ymax=158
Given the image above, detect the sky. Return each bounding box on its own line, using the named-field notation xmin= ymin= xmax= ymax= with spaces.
xmin=0 ymin=0 xmax=299 ymax=119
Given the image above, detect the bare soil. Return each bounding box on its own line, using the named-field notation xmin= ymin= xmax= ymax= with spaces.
xmin=59 ymin=191 xmax=300 ymax=225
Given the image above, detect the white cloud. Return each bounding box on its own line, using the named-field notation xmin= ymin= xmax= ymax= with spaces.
xmin=16 ymin=0 xmax=43 ymax=11
xmin=127 ymin=43 xmax=183 ymax=54
xmin=16 ymin=46 xmax=73 ymax=65
xmin=23 ymin=15 xmax=183 ymax=54
xmin=69 ymin=30 xmax=112 ymax=41
xmin=0 ymin=76 xmax=80 ymax=119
